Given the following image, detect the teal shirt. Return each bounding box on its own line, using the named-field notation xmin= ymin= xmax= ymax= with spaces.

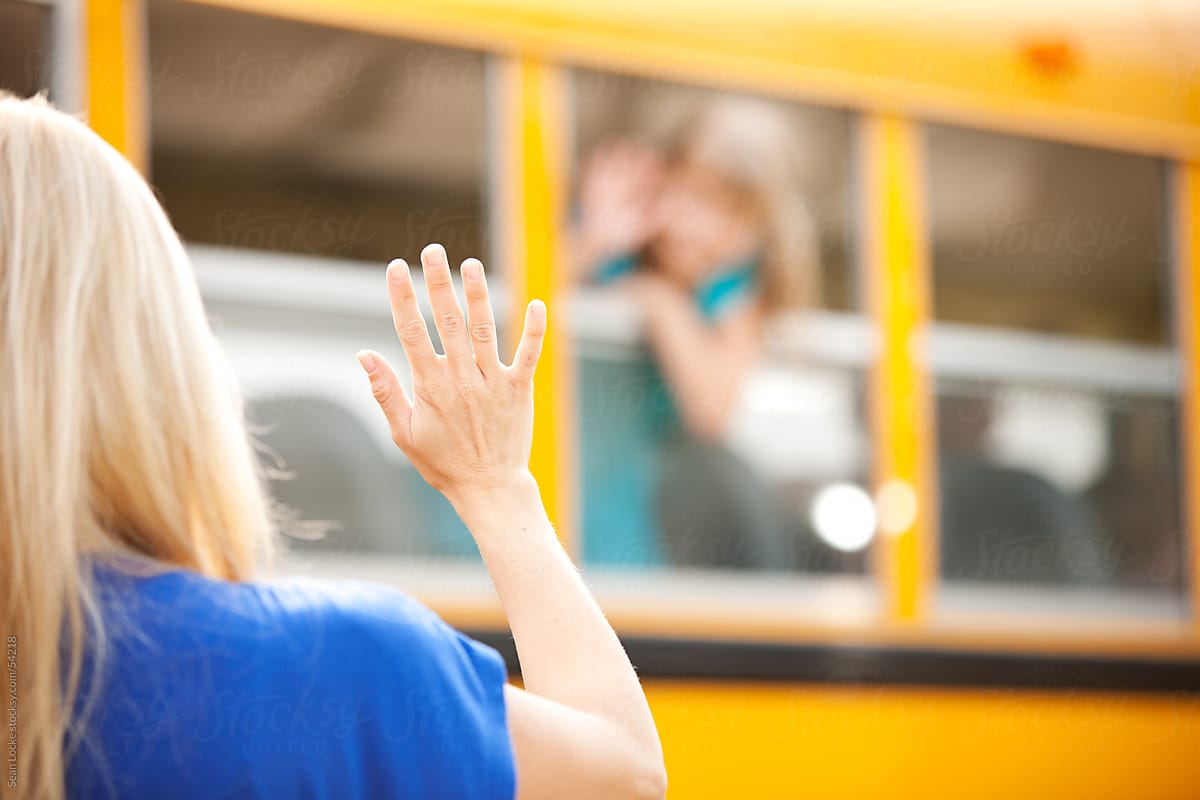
xmin=580 ymin=255 xmax=759 ymax=567
xmin=593 ymin=253 xmax=758 ymax=321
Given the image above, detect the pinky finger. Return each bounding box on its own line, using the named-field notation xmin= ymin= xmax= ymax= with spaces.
xmin=356 ymin=349 xmax=414 ymax=446
xmin=509 ymin=300 xmax=547 ymax=384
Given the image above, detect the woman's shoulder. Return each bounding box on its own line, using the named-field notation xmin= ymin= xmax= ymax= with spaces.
xmin=126 ymin=564 xmax=462 ymax=641
xmin=253 ymin=573 xmax=491 ymax=669
xmin=249 ymin=572 xmax=443 ymax=631
xmin=93 ymin=561 xmax=495 ymax=674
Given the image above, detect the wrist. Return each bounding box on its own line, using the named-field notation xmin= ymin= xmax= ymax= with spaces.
xmin=445 ymin=470 xmax=543 ymax=522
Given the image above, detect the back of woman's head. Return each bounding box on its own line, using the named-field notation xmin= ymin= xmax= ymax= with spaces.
xmin=0 ymin=92 xmax=274 ymax=799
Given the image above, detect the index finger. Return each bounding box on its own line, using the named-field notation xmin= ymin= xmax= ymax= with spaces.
xmin=386 ymin=258 xmax=438 ymax=376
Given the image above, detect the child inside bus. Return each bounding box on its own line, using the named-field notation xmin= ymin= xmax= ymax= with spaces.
xmin=572 ymin=96 xmax=819 ymax=570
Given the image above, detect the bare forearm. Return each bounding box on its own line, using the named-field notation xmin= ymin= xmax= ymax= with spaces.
xmin=641 ymin=295 xmax=753 ymax=440
xmin=448 ymin=475 xmax=661 ymax=757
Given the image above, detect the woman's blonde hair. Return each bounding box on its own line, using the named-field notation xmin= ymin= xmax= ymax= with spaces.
xmin=0 ymin=93 xmax=276 ymax=799
xmin=672 ymin=95 xmax=820 ymax=314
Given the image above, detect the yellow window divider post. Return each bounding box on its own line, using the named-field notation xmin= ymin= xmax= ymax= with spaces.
xmin=1176 ymin=161 xmax=1200 ymax=632
xmin=85 ymin=0 xmax=146 ymax=171
xmin=494 ymin=56 xmax=577 ymax=554
xmin=861 ymin=114 xmax=935 ymax=623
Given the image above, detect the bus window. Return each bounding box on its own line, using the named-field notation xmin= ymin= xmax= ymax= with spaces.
xmin=925 ymin=124 xmax=1183 ymax=611
xmin=148 ymin=0 xmax=490 ymax=561
xmin=927 ymin=125 xmax=1168 ymax=344
xmin=0 ymin=0 xmax=51 ymax=98
xmin=570 ymin=71 xmax=869 ymax=576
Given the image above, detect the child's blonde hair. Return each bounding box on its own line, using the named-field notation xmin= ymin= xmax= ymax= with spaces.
xmin=672 ymin=95 xmax=820 ymax=313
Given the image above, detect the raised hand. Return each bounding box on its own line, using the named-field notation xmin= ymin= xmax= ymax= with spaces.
xmin=356 ymin=243 xmax=546 ymax=506
xmin=574 ymin=142 xmax=664 ymax=273
xmin=357 ymin=246 xmax=666 ymax=800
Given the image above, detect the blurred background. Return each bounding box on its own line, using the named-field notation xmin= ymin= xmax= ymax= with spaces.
xmin=4 ymin=0 xmax=1199 ymax=796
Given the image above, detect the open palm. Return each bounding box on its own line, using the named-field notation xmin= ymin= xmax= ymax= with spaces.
xmin=356 ymin=243 xmax=546 ymax=505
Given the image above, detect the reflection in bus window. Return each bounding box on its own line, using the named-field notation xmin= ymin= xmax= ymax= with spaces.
xmin=927 ymin=124 xmax=1168 ymax=344
xmin=937 ymin=381 xmax=1181 ymax=590
xmin=148 ymin=1 xmax=489 ymax=560
xmin=926 ymin=126 xmax=1182 ymax=602
xmin=570 ymin=72 xmax=867 ymax=574
xmin=149 ymin=0 xmax=487 ymax=264
xmin=0 ymin=0 xmax=51 ymax=98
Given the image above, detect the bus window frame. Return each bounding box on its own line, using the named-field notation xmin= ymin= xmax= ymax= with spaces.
xmin=2 ymin=0 xmax=78 ymax=106
xmin=86 ymin=0 xmax=1200 ymax=657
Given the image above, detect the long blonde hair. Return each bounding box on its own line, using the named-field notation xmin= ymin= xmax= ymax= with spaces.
xmin=0 ymin=93 xmax=276 ymax=799
xmin=673 ymin=96 xmax=820 ymax=313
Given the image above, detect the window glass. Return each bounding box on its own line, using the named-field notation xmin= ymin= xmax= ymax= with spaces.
xmin=927 ymin=125 xmax=1169 ymax=344
xmin=926 ymin=124 xmax=1182 ymax=605
xmin=570 ymin=70 xmax=870 ymax=575
xmin=149 ymin=0 xmax=490 ymax=560
xmin=150 ymin=0 xmax=486 ymax=263
xmin=0 ymin=0 xmax=51 ymax=98
xmin=935 ymin=375 xmax=1182 ymax=592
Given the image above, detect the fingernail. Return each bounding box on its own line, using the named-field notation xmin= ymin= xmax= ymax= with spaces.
xmin=529 ymin=300 xmax=546 ymax=320
xmin=387 ymin=259 xmax=409 ymax=284
xmin=461 ymin=259 xmax=482 ymax=281
xmin=422 ymin=243 xmax=446 ymax=267
xmin=356 ymin=350 xmax=377 ymax=374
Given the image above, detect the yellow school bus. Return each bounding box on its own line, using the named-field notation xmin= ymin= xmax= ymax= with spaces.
xmin=7 ymin=0 xmax=1198 ymax=797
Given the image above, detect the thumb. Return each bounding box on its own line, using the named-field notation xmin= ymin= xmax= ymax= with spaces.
xmin=356 ymin=350 xmax=413 ymax=446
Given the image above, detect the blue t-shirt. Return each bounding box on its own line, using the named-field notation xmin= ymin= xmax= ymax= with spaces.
xmin=66 ymin=561 xmax=515 ymax=799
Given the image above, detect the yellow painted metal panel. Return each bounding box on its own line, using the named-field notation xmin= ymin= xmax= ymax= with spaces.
xmin=186 ymin=0 xmax=1200 ymax=157
xmin=495 ymin=57 xmax=577 ymax=551
xmin=87 ymin=0 xmax=146 ymax=170
xmin=646 ymin=681 xmax=1200 ymax=799
xmin=862 ymin=115 xmax=934 ymax=623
